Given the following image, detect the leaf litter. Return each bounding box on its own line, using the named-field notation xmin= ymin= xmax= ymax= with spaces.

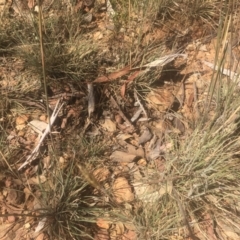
xmin=1 ymin=0 xmax=240 ymax=239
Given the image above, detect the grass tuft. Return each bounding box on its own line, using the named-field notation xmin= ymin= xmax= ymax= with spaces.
xmin=39 ymin=163 xmax=100 ymax=239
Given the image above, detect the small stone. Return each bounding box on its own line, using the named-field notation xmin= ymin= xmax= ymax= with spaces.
xmin=8 ymin=215 xmax=16 ymax=223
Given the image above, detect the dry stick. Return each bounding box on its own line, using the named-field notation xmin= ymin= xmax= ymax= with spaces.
xmin=37 ymin=0 xmax=53 ymax=142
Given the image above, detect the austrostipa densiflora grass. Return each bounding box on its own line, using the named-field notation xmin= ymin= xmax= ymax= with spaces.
xmin=34 ymin=160 xmax=103 ymax=240
xmin=131 ymin=69 xmax=240 ymax=239
xmin=130 ymin=2 xmax=240 ymax=239
xmin=1 ymin=3 xmax=98 ymax=84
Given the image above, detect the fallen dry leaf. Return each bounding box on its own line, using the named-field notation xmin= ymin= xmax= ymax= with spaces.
xmin=6 ymin=189 xmax=19 ymax=205
xmin=39 ymin=114 xmax=47 ymax=122
xmin=5 ymin=177 xmax=12 ymax=188
xmin=16 ymin=124 xmax=26 ymax=131
xmin=126 ymin=144 xmax=145 ymax=158
xmin=122 ymin=230 xmax=138 ymax=240
xmin=74 ymin=0 xmax=83 ymax=12
xmin=121 ymin=70 xmax=142 ymax=98
xmin=94 ymin=228 xmax=110 ymax=240
xmin=28 ymin=120 xmax=48 ymax=135
xmin=116 ymin=133 xmax=132 ymax=141
xmin=137 ymin=158 xmax=147 ymax=166
xmin=16 ymin=115 xmax=28 ymax=125
xmin=112 ymin=177 xmax=134 ymax=203
xmin=124 ymin=223 xmax=136 ymax=231
xmin=96 ymin=218 xmax=111 ymax=229
xmin=93 ymin=31 xmax=103 ymax=40
xmin=27 ymin=0 xmax=35 ymax=9
xmin=147 ymin=138 xmax=162 ymax=161
xmin=138 ymin=127 xmax=152 ymax=145
xmin=35 ymin=233 xmax=45 ymax=240
xmin=101 ymin=118 xmax=116 ymax=132
xmin=146 ymin=88 xmax=174 ymax=111
xmin=0 ymin=223 xmax=14 ymax=239
xmin=103 ymin=54 xmax=187 ymax=87
xmin=42 ymin=156 xmax=51 ymax=169
xmin=115 ymin=114 xmax=123 ymax=124
xmin=28 ymin=175 xmax=46 ymax=185
xmin=23 ymin=187 xmax=31 ymax=201
xmin=199 ymin=213 xmax=217 ymax=240
xmin=35 ymin=217 xmax=46 ymax=233
xmin=115 ymin=221 xmax=125 ymax=235
xmin=106 ymin=0 xmax=115 ymax=15
xmin=110 ymin=151 xmax=137 ymax=164
xmin=93 ymin=65 xmax=131 ymax=83
xmin=187 ymin=92 xmax=194 ymax=107
xmin=172 ymin=117 xmax=185 ymax=134
xmin=154 ymin=119 xmax=171 ymax=133
xmin=24 ymin=222 xmax=31 ymax=229
xmin=132 ymin=182 xmax=159 ymax=202
xmin=202 ymin=60 xmax=240 ymax=83
xmin=14 ymin=227 xmax=28 ymax=240
xmin=83 ymin=12 xmax=93 ymax=23
xmin=93 ymin=168 xmax=110 ymax=182
xmin=216 ymin=218 xmax=240 ymax=239
xmin=142 ymin=54 xmax=187 ymax=69
xmin=131 ymin=108 xmax=143 ymax=122
xmin=120 ymin=83 xmax=127 ymax=98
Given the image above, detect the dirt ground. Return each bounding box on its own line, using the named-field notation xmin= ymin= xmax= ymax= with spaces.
xmin=1 ymin=0 xmax=240 ymax=239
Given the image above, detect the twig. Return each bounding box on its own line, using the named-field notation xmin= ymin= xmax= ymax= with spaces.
xmin=37 ymin=0 xmax=53 ymax=144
